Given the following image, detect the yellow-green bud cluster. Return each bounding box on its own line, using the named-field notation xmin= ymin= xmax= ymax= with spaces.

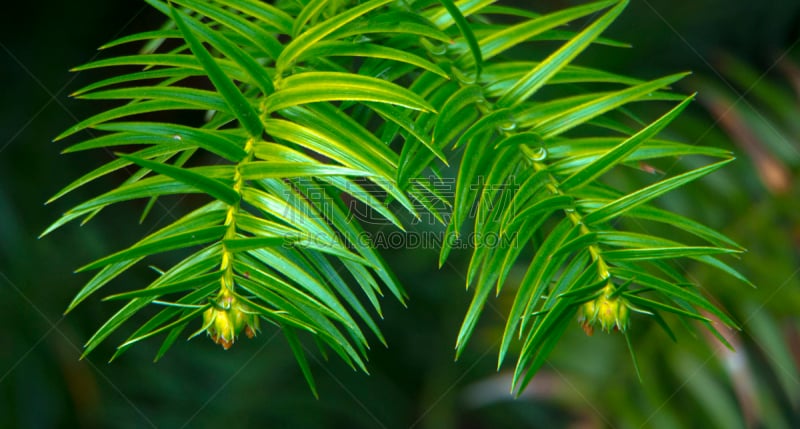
xmin=203 ymin=292 xmax=260 ymax=350
xmin=578 ymin=284 xmax=630 ymax=335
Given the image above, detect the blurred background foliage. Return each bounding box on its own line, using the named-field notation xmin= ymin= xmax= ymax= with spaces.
xmin=2 ymin=0 xmax=800 ymax=428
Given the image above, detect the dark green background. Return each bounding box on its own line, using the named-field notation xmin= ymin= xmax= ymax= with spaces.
xmin=2 ymin=1 xmax=800 ymax=428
